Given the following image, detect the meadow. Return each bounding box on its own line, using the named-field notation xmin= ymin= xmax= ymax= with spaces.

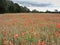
xmin=0 ymin=13 xmax=60 ymax=45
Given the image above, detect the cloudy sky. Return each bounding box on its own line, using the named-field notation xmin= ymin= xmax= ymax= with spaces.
xmin=12 ymin=0 xmax=60 ymax=11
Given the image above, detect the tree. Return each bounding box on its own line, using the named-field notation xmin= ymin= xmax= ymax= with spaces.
xmin=31 ymin=9 xmax=39 ymax=13
xmin=54 ymin=9 xmax=58 ymax=13
xmin=20 ymin=6 xmax=30 ymax=13
xmin=23 ymin=7 xmax=30 ymax=12
xmin=0 ymin=0 xmax=30 ymax=13
xmin=45 ymin=10 xmax=51 ymax=13
xmin=14 ymin=3 xmax=21 ymax=13
xmin=7 ymin=1 xmax=15 ymax=13
xmin=0 ymin=0 xmax=8 ymax=13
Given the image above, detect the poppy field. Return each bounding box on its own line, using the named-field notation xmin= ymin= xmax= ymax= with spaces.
xmin=0 ymin=13 xmax=60 ymax=45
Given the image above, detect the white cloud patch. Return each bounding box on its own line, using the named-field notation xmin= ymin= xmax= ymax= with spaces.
xmin=12 ymin=0 xmax=60 ymax=11
xmin=16 ymin=1 xmax=52 ymax=7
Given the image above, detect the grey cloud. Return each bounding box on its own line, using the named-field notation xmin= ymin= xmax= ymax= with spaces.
xmin=16 ymin=1 xmax=52 ymax=7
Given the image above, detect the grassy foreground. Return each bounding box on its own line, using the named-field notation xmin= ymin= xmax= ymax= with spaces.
xmin=0 ymin=13 xmax=60 ymax=45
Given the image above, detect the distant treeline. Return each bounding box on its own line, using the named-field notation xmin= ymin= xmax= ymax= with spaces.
xmin=0 ymin=0 xmax=60 ymax=13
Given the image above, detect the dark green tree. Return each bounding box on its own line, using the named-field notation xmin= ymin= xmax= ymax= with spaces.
xmin=31 ymin=9 xmax=39 ymax=13
xmin=0 ymin=0 xmax=8 ymax=13
xmin=23 ymin=6 xmax=30 ymax=12
xmin=14 ymin=3 xmax=21 ymax=13
xmin=45 ymin=10 xmax=51 ymax=13
xmin=20 ymin=6 xmax=30 ymax=13
xmin=0 ymin=0 xmax=30 ymax=13
xmin=54 ymin=9 xmax=58 ymax=13
xmin=7 ymin=1 xmax=15 ymax=13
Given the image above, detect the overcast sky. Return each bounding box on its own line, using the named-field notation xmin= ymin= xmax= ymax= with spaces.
xmin=12 ymin=0 xmax=60 ymax=11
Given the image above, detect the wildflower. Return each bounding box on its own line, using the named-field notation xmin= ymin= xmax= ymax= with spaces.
xmin=3 ymin=40 xmax=8 ymax=45
xmin=57 ymin=30 xmax=60 ymax=33
xmin=14 ymin=34 xmax=19 ymax=38
xmin=57 ymin=23 xmax=60 ymax=28
xmin=54 ymin=32 xmax=59 ymax=37
xmin=37 ymin=40 xmax=41 ymax=45
xmin=31 ymin=42 xmax=34 ymax=45
xmin=33 ymin=31 xmax=37 ymax=37
xmin=2 ymin=30 xmax=7 ymax=36
xmin=21 ymin=32 xmax=25 ymax=36
xmin=41 ymin=41 xmax=45 ymax=45
xmin=23 ymin=15 xmax=27 ymax=19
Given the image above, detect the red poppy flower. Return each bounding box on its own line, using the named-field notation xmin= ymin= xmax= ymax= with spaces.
xmin=41 ymin=41 xmax=45 ymax=45
xmin=14 ymin=34 xmax=19 ymax=38
xmin=54 ymin=32 xmax=59 ymax=37
xmin=31 ymin=42 xmax=34 ymax=45
xmin=37 ymin=40 xmax=41 ymax=45
xmin=21 ymin=32 xmax=25 ymax=36
xmin=57 ymin=23 xmax=60 ymax=28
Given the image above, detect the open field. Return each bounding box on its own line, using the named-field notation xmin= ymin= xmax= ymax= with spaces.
xmin=0 ymin=13 xmax=60 ymax=45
